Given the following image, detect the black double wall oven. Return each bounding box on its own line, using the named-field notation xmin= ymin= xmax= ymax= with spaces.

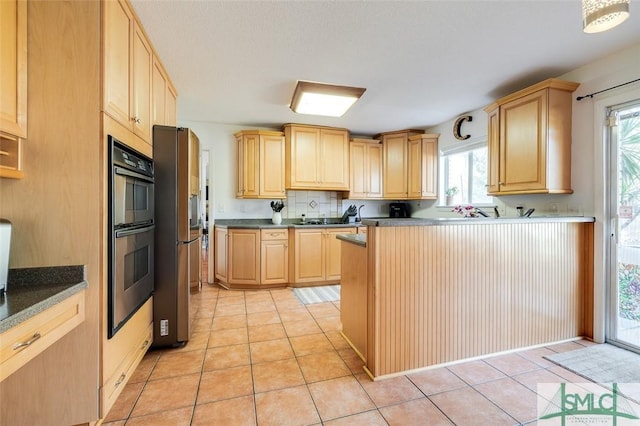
xmin=108 ymin=136 xmax=155 ymax=338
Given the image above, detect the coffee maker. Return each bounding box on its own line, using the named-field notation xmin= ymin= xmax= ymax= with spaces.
xmin=389 ymin=203 xmax=410 ymax=218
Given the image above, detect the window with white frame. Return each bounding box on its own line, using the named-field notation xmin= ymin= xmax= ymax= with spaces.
xmin=440 ymin=142 xmax=493 ymax=205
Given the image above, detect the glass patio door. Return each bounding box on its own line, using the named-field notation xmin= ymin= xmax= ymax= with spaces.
xmin=608 ymin=100 xmax=640 ymax=352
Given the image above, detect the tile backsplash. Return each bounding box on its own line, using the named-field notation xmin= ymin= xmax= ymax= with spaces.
xmin=284 ymin=190 xmax=343 ymax=219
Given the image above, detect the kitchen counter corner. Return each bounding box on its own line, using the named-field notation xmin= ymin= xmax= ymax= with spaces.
xmin=0 ymin=265 xmax=88 ymax=333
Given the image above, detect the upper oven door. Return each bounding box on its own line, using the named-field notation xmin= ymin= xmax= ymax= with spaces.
xmin=113 ymin=167 xmax=155 ymax=227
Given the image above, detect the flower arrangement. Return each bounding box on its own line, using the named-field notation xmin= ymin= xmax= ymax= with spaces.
xmin=270 ymin=200 xmax=285 ymax=212
xmin=451 ymin=204 xmax=478 ymax=218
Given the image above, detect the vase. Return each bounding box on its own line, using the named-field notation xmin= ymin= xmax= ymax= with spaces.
xmin=446 ymin=196 xmax=453 ymax=206
xmin=272 ymin=211 xmax=282 ymax=225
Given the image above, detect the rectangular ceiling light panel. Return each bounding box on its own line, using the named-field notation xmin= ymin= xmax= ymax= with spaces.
xmin=290 ymin=81 xmax=366 ymax=117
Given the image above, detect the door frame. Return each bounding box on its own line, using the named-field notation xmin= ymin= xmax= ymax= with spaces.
xmin=593 ymin=85 xmax=640 ymax=344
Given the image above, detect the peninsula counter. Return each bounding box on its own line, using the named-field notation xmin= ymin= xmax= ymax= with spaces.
xmin=339 ymin=217 xmax=595 ymax=380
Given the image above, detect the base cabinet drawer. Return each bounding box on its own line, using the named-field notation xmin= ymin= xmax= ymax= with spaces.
xmin=0 ymin=290 xmax=86 ymax=382
xmin=100 ymin=297 xmax=153 ymax=418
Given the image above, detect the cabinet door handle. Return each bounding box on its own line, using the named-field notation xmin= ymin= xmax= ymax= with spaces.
xmin=132 ymin=116 xmax=141 ymax=124
xmin=140 ymin=339 xmax=149 ymax=350
xmin=115 ymin=373 xmax=126 ymax=388
xmin=12 ymin=332 xmax=42 ymax=350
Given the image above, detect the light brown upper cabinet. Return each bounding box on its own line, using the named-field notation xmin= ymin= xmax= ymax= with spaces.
xmin=152 ymin=58 xmax=177 ymax=127
xmin=283 ymin=124 xmax=350 ymax=191
xmin=103 ymin=0 xmax=152 ymax=143
xmin=348 ymin=138 xmax=383 ymax=199
xmin=484 ymin=78 xmax=579 ymax=195
xmin=235 ymin=130 xmax=286 ymax=199
xmin=376 ymin=129 xmax=425 ymax=199
xmin=189 ymin=129 xmax=200 ymax=196
xmin=0 ymin=0 xmax=27 ymax=180
xmin=407 ymin=134 xmax=439 ymax=199
xmin=0 ymin=0 xmax=27 ymax=139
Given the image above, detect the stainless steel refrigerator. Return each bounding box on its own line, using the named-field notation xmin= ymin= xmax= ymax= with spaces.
xmin=152 ymin=125 xmax=201 ymax=348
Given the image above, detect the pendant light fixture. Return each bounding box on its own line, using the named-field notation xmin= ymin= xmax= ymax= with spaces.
xmin=582 ymin=0 xmax=630 ymax=33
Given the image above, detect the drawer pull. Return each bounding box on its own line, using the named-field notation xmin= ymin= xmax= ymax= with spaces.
xmin=270 ymin=233 xmax=281 ymax=237
xmin=12 ymin=332 xmax=42 ymax=350
xmin=140 ymin=339 xmax=149 ymax=349
xmin=115 ymin=373 xmax=126 ymax=388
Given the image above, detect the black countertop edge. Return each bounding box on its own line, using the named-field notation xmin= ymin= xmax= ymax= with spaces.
xmin=337 ymin=233 xmax=367 ymax=247
xmin=1 ymin=266 xmax=88 ymax=333
xmin=361 ymin=216 xmax=596 ymax=226
xmin=214 ymin=218 xmax=363 ymax=229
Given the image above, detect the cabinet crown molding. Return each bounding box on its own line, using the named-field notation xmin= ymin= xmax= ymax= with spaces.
xmin=484 ymin=78 xmax=580 ymax=112
xmin=234 ymin=129 xmax=283 ymax=137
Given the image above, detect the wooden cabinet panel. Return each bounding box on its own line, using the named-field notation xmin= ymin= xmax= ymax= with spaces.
xmin=340 ymin=241 xmax=367 ymax=360
xmin=348 ymin=139 xmax=382 ymax=199
xmin=152 ymin=60 xmax=166 ymax=126
xmin=286 ymin=126 xmax=319 ymax=188
xmin=284 ymin=124 xmax=349 ymax=190
xmin=325 ymin=228 xmax=356 ymax=280
xmin=294 ymin=229 xmax=325 ymax=282
xmin=0 ymin=0 xmax=27 ymax=139
xmin=189 ymin=129 xmax=200 ymax=196
xmin=349 ymin=142 xmax=366 ymax=197
xmin=228 ymin=229 xmax=260 ymax=284
xmin=0 ymin=290 xmax=85 ymax=383
xmin=236 ymin=130 xmax=285 ymax=199
xmin=261 ymin=230 xmax=289 ymax=285
xmin=214 ymin=227 xmax=228 ymax=282
xmin=484 ymin=78 xmax=578 ymax=195
xmin=103 ymin=0 xmax=158 ymax=144
xmin=152 ymin=58 xmax=177 ymax=127
xmin=292 ymin=227 xmax=355 ymax=284
xmin=101 ymin=298 xmax=152 ymax=417
xmin=382 ymin=133 xmax=408 ymax=199
xmin=500 ymin=90 xmax=547 ymax=192
xmin=103 ymin=0 xmax=133 ymax=128
xmin=260 ymin=134 xmax=286 ymax=197
xmin=165 ymin=84 xmax=177 ymax=126
xmin=407 ymin=134 xmax=439 ymax=199
xmin=131 ymin=22 xmax=152 ymax=142
xmin=486 ymin=108 xmax=500 ymax=194
xmin=319 ymin=128 xmax=349 ymax=189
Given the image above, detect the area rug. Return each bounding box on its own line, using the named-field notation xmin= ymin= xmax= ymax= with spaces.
xmin=544 ymin=343 xmax=640 ymax=384
xmin=293 ymin=285 xmax=340 ymax=305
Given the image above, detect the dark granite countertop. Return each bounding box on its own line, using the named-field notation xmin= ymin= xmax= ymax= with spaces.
xmin=215 ymin=218 xmax=363 ymax=229
xmin=362 ymin=216 xmax=596 ymax=227
xmin=0 ymin=265 xmax=88 ymax=333
xmin=337 ymin=233 xmax=367 ymax=247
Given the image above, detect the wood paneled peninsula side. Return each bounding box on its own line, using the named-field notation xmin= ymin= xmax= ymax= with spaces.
xmin=338 ymin=216 xmax=594 ymax=380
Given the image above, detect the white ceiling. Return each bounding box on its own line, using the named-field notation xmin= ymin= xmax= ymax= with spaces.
xmin=130 ymin=0 xmax=640 ymax=136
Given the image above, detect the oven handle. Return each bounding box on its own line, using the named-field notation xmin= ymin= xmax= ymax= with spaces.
xmin=114 ymin=166 xmax=154 ymax=184
xmin=115 ymin=224 xmax=155 ymax=238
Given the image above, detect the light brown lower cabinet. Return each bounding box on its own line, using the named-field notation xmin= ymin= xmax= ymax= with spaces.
xmin=0 ymin=289 xmax=86 ymax=383
xmin=228 ymin=229 xmax=261 ymax=285
xmin=290 ymin=227 xmax=356 ymax=285
xmin=100 ymin=297 xmax=152 ymax=417
xmin=214 ymin=227 xmax=289 ymax=289
xmin=261 ymin=229 xmax=289 ymax=285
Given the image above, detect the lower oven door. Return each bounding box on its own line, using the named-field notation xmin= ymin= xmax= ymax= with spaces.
xmin=109 ymin=224 xmax=155 ymax=338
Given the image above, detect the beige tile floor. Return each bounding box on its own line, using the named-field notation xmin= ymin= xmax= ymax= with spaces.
xmin=103 ymin=283 xmax=600 ymax=425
